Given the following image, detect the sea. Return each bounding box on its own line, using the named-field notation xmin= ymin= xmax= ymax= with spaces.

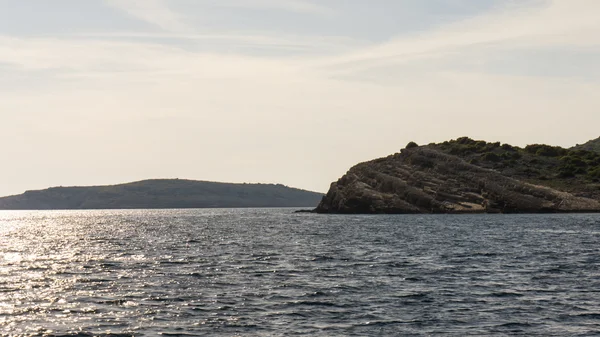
xmin=1 ymin=209 xmax=600 ymax=336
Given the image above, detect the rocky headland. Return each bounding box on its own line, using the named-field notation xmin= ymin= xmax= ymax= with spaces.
xmin=316 ymin=138 xmax=600 ymax=214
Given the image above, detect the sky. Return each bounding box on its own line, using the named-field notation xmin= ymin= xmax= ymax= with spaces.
xmin=1 ymin=0 xmax=599 ymax=196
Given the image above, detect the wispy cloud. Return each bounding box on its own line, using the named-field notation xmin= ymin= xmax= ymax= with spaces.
xmin=317 ymin=0 xmax=600 ymax=76
xmin=64 ymin=31 xmax=367 ymax=56
xmin=104 ymin=0 xmax=189 ymax=32
xmin=104 ymin=0 xmax=331 ymax=34
xmin=3 ymin=1 xmax=599 ymax=84
xmin=209 ymin=0 xmax=333 ymax=16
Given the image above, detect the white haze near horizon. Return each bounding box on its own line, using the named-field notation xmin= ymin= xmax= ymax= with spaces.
xmin=0 ymin=0 xmax=599 ymax=196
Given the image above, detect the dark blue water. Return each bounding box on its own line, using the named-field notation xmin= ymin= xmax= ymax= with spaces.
xmin=1 ymin=209 xmax=600 ymax=336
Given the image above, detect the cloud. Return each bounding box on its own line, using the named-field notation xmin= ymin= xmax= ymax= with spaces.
xmin=1 ymin=0 xmax=600 ymax=195
xmin=64 ymin=31 xmax=367 ymax=56
xmin=104 ymin=0 xmax=189 ymax=32
xmin=316 ymin=0 xmax=600 ymax=77
xmin=104 ymin=0 xmax=331 ymax=34
xmin=208 ymin=0 xmax=333 ymax=16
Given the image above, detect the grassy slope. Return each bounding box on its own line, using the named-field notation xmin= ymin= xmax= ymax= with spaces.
xmin=0 ymin=179 xmax=324 ymax=210
xmin=573 ymin=137 xmax=600 ymax=153
xmin=427 ymin=137 xmax=600 ymax=199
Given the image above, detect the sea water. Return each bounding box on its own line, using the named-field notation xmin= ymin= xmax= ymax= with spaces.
xmin=1 ymin=209 xmax=599 ymax=336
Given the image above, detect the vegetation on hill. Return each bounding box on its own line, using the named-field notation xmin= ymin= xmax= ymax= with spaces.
xmin=429 ymin=137 xmax=600 ymax=197
xmin=573 ymin=137 xmax=600 ymax=154
xmin=429 ymin=137 xmax=600 ymax=198
xmin=0 ymin=179 xmax=323 ymax=210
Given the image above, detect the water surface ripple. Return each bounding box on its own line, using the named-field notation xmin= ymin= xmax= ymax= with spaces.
xmin=1 ymin=209 xmax=600 ymax=336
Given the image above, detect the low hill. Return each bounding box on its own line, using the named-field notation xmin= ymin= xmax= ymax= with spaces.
xmin=316 ymin=137 xmax=600 ymax=214
xmin=0 ymin=179 xmax=323 ymax=210
xmin=573 ymin=137 xmax=600 ymax=153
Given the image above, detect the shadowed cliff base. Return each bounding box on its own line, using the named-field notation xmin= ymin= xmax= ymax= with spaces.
xmin=316 ymin=138 xmax=600 ymax=214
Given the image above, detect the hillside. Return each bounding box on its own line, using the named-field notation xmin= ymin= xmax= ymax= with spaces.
xmin=316 ymin=137 xmax=600 ymax=214
xmin=0 ymin=179 xmax=323 ymax=210
xmin=573 ymin=137 xmax=600 ymax=153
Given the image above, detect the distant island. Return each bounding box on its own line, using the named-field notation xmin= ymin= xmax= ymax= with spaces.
xmin=316 ymin=137 xmax=600 ymax=214
xmin=0 ymin=179 xmax=323 ymax=210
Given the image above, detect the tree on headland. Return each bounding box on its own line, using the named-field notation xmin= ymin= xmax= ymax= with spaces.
xmin=406 ymin=141 xmax=419 ymax=149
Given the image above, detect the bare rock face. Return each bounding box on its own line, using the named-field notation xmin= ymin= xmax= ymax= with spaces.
xmin=316 ymin=147 xmax=600 ymax=214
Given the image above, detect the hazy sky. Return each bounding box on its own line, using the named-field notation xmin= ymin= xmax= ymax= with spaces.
xmin=1 ymin=0 xmax=599 ymax=195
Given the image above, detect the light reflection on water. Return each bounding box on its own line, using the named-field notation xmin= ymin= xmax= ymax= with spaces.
xmin=1 ymin=209 xmax=600 ymax=336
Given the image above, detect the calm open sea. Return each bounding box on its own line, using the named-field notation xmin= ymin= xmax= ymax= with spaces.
xmin=1 ymin=209 xmax=600 ymax=336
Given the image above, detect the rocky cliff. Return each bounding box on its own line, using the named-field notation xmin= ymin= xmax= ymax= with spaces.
xmin=316 ymin=138 xmax=600 ymax=214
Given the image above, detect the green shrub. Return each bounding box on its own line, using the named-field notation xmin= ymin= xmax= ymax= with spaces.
xmin=501 ymin=143 xmax=516 ymax=151
xmin=474 ymin=141 xmax=488 ymax=149
xmin=483 ymin=152 xmax=502 ymax=162
xmin=559 ymin=168 xmax=576 ymax=178
xmin=523 ymin=168 xmax=540 ymax=176
xmin=525 ymin=144 xmax=567 ymax=157
xmin=484 ymin=142 xmax=501 ymax=151
xmin=560 ymin=155 xmax=587 ymax=168
xmin=456 ymin=137 xmax=476 ymax=145
xmin=448 ymin=144 xmax=477 ymax=155
xmin=589 ymin=168 xmax=600 ymax=179
xmin=406 ymin=141 xmax=419 ymax=149
xmin=559 ymin=164 xmax=587 ymax=178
